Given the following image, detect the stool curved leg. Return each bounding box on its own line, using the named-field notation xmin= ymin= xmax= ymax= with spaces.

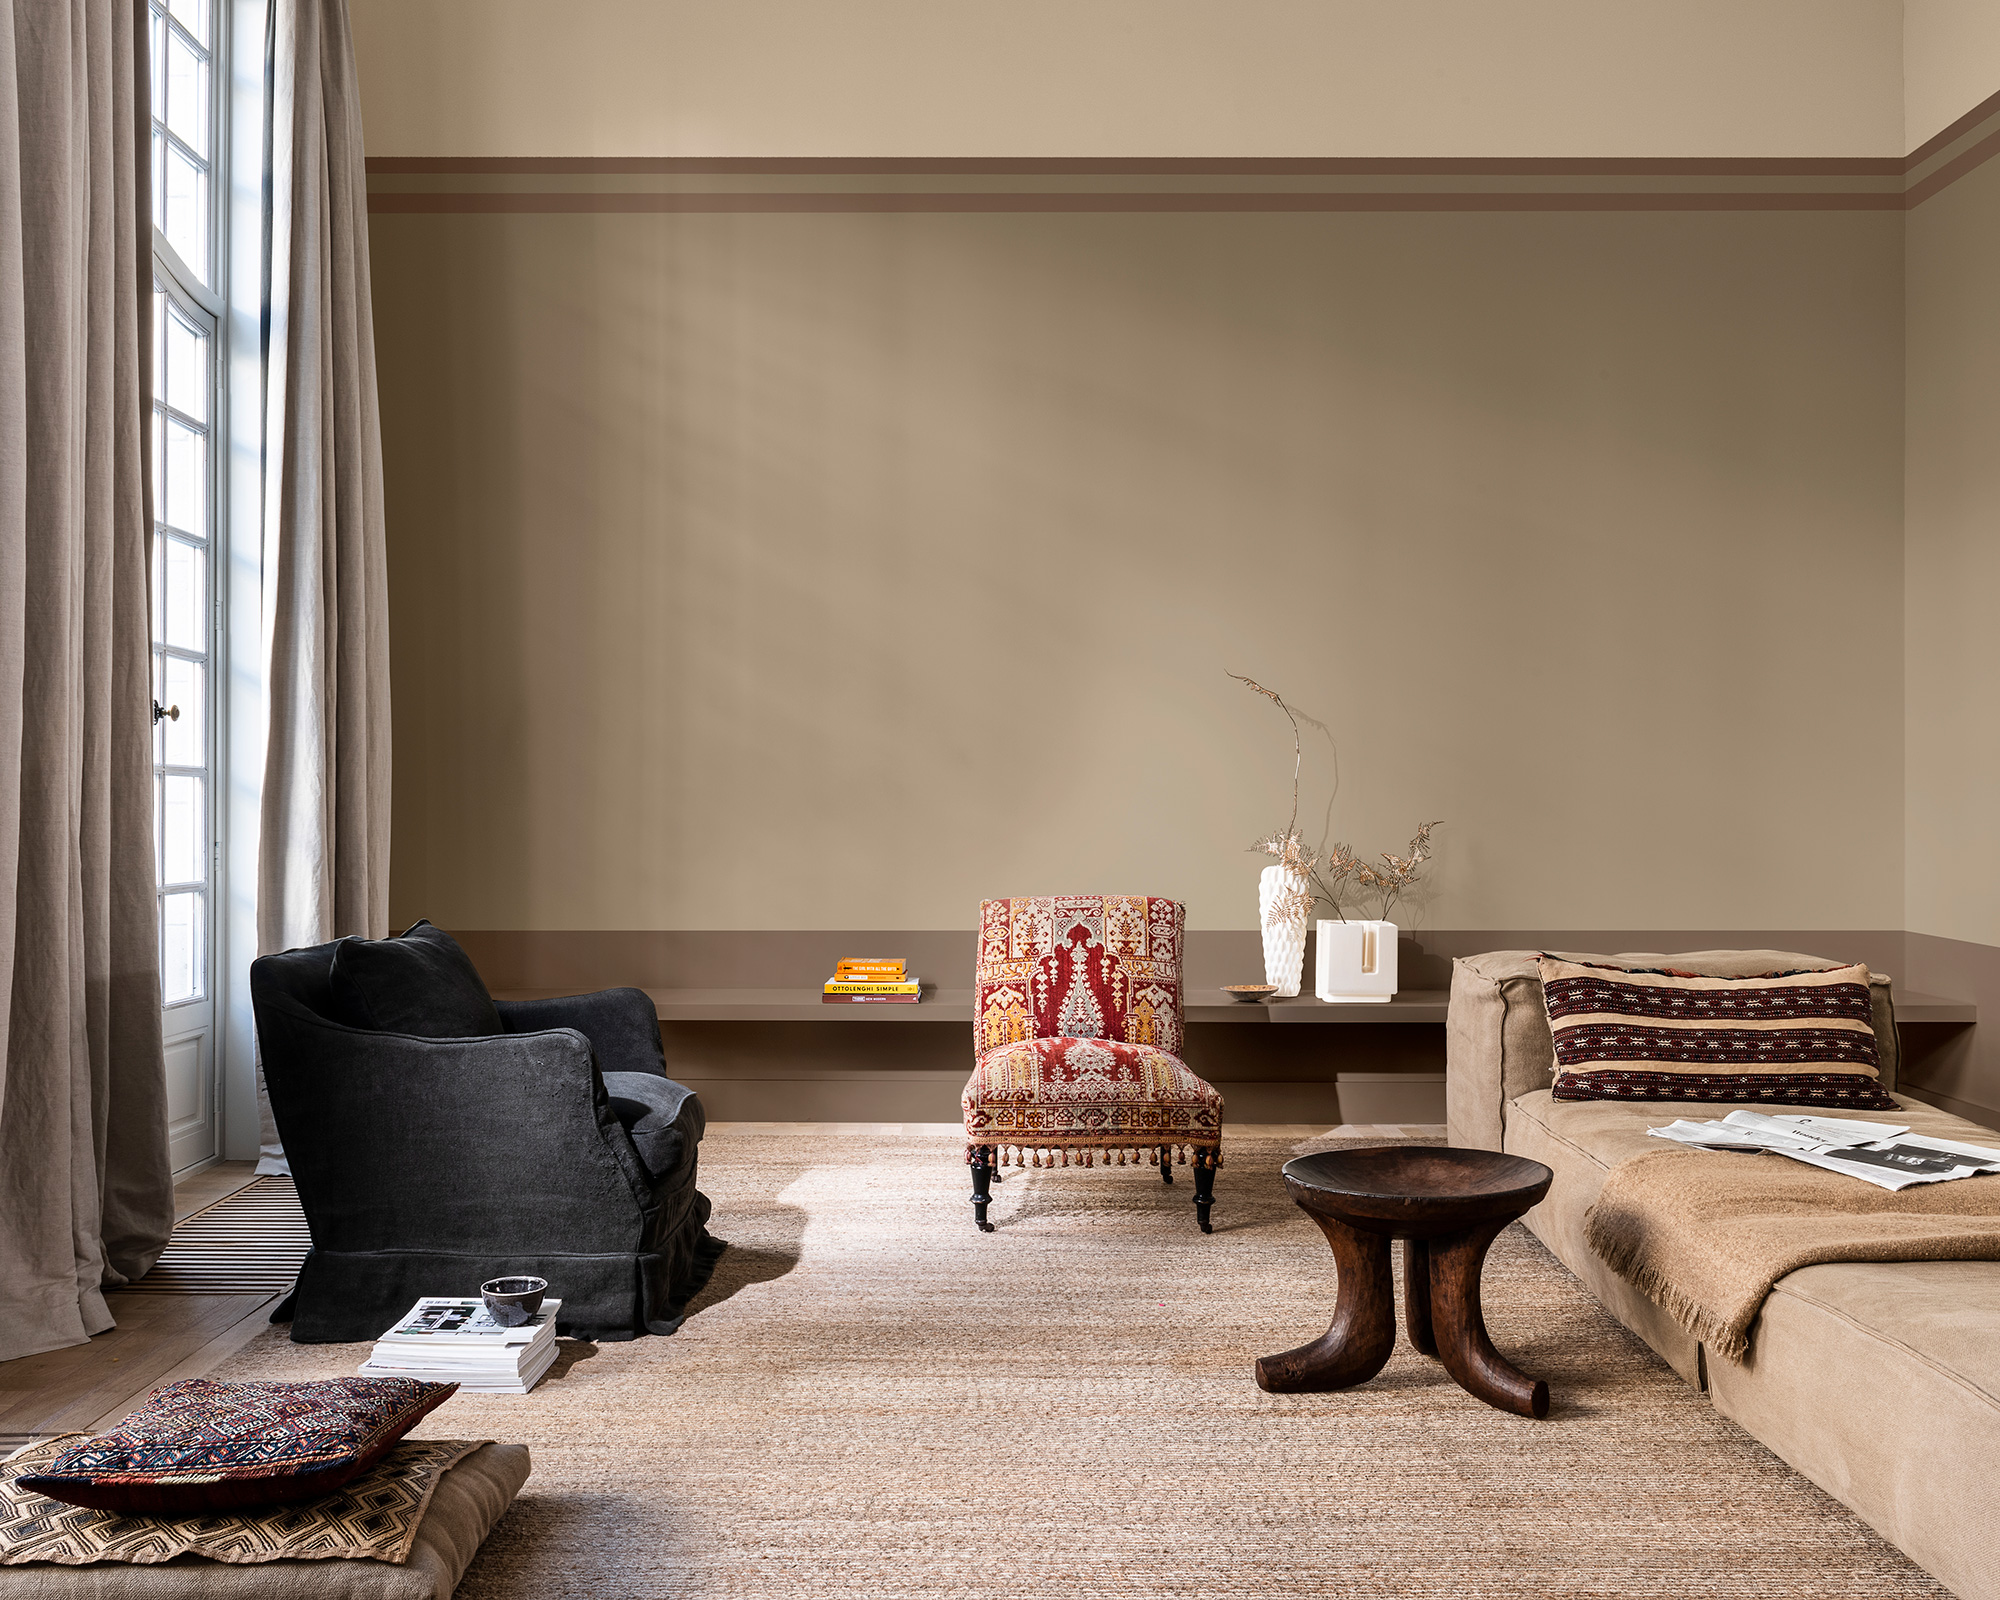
xmin=1429 ymin=1219 xmax=1548 ymax=1418
xmin=1255 ymin=1213 xmax=1395 ymax=1393
xmin=1402 ymin=1238 xmax=1437 ymax=1356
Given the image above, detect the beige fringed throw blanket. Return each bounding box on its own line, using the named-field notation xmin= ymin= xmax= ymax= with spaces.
xmin=1584 ymin=1149 xmax=2000 ymax=1361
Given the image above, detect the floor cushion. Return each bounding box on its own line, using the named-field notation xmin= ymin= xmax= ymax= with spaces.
xmin=0 ymin=1442 xmax=528 ymax=1599
xmin=18 ymin=1380 xmax=455 ymax=1515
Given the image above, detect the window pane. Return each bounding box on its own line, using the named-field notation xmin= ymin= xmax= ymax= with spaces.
xmin=150 ymin=13 xmax=165 ymax=132
xmin=165 ymin=30 xmax=206 ymax=157
xmin=164 ymin=305 xmax=205 ymax=421
xmin=162 ymin=142 xmax=205 ymax=280
xmin=162 ymin=414 xmax=203 ymax=533
xmin=161 ymin=655 xmax=203 ymax=767
xmin=152 ymin=287 xmax=165 ymax=396
xmin=162 ymin=774 xmax=203 ymax=885
xmin=150 ymin=127 xmax=166 ymax=240
xmin=162 ymin=890 xmax=202 ymax=1003
xmin=168 ymin=0 xmax=207 ymax=42
xmin=151 ymin=535 xmax=165 ymax=642
xmin=151 ymin=652 xmax=165 ymax=764
xmin=163 ymin=537 xmax=205 ymax=650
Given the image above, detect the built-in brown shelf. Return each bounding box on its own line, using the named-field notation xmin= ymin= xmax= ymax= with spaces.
xmin=1893 ymin=991 xmax=1979 ymax=1025
xmin=489 ymin=984 xmax=1975 ymax=1028
xmin=490 ymin=986 xmax=1457 ymax=1024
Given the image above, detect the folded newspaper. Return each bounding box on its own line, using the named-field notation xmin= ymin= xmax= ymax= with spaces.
xmin=1648 ymin=1110 xmax=2000 ymax=1192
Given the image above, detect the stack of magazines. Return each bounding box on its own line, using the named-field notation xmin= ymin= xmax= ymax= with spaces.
xmin=1648 ymin=1110 xmax=2000 ymax=1191
xmin=358 ymin=1296 xmax=563 ymax=1395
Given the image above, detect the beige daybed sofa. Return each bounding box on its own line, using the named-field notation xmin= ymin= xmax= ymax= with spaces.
xmin=1448 ymin=950 xmax=2000 ymax=1600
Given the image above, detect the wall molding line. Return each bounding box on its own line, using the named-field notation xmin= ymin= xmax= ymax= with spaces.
xmin=366 ymin=88 xmax=2000 ymax=214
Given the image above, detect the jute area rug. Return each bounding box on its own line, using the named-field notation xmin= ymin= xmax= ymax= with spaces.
xmin=211 ymin=1127 xmax=1947 ymax=1598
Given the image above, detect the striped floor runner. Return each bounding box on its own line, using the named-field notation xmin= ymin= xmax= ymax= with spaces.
xmin=140 ymin=1176 xmax=310 ymax=1294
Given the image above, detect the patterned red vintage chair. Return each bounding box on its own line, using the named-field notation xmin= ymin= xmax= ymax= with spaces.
xmin=963 ymin=896 xmax=1223 ymax=1232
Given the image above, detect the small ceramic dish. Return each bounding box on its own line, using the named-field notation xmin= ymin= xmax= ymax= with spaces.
xmin=480 ymin=1275 xmax=548 ymax=1327
xmin=1223 ymin=984 xmax=1279 ymax=1003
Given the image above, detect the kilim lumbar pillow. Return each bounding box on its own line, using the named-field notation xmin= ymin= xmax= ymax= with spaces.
xmin=1538 ymin=955 xmax=1899 ymax=1110
xmin=17 ymin=1376 xmax=456 ymax=1515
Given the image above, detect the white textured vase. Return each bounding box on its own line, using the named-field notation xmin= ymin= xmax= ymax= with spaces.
xmin=1316 ymin=919 xmax=1398 ymax=1003
xmin=1258 ymin=864 xmax=1309 ymax=997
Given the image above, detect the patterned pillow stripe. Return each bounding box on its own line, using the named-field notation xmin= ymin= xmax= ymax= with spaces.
xmin=18 ymin=1377 xmax=456 ymax=1516
xmin=1538 ymin=956 xmax=1898 ymax=1111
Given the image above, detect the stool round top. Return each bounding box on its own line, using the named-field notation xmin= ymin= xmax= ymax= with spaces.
xmin=1280 ymin=1145 xmax=1553 ymax=1235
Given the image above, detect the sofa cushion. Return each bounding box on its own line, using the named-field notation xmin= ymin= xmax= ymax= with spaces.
xmin=1706 ymin=1262 xmax=2000 ymax=1600
xmin=1447 ymin=949 xmax=1901 ymax=1152
xmin=330 ymin=921 xmax=502 ymax=1039
xmin=601 ymin=1071 xmax=696 ymax=1184
xmin=17 ymin=1378 xmax=455 ymax=1515
xmin=1539 ymin=956 xmax=1895 ymax=1110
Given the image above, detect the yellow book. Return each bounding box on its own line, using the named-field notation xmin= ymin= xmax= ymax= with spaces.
xmin=823 ymin=977 xmax=920 ymax=994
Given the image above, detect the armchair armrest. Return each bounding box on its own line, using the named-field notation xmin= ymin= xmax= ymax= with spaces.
xmin=496 ymin=987 xmax=668 ymax=1078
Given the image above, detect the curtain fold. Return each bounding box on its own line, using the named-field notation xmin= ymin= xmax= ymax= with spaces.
xmin=256 ymin=0 xmax=390 ymax=1173
xmin=0 ymin=0 xmax=173 ymax=1363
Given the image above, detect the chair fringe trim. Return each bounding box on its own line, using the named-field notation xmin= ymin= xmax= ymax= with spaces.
xmin=964 ymin=1141 xmax=1223 ymax=1170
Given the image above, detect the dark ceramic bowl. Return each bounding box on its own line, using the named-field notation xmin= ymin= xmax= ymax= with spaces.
xmin=480 ymin=1276 xmax=547 ymax=1327
xmin=1223 ymin=984 xmax=1279 ymax=1003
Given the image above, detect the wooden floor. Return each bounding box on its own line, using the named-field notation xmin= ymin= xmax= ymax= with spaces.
xmin=0 ymin=1162 xmax=278 ymax=1449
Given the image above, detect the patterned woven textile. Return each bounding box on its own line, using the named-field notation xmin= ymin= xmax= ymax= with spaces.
xmin=966 ymin=897 xmax=1221 ymax=1166
xmin=964 ymin=1037 xmax=1224 ymax=1163
xmin=17 ymin=1378 xmax=456 ymax=1515
xmin=0 ymin=1437 xmax=483 ymax=1566
xmin=1540 ymin=955 xmax=1899 ymax=1110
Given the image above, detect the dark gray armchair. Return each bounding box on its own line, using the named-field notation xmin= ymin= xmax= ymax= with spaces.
xmin=251 ymin=937 xmax=722 ymax=1344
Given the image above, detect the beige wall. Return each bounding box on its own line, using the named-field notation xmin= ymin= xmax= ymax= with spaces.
xmin=349 ymin=0 xmax=1905 ymax=160
xmin=1905 ymin=0 xmax=2000 ymax=148
xmin=1905 ymin=153 xmax=2000 ymax=947
xmin=376 ymin=204 xmax=1905 ymax=933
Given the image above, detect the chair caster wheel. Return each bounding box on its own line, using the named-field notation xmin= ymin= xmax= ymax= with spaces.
xmin=976 ymin=1220 xmax=995 ymax=1233
xmin=1198 ymin=1218 xmax=1214 ymax=1234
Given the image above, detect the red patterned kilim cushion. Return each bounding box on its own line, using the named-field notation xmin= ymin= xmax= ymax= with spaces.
xmin=975 ymin=895 xmax=1185 ymax=1058
xmin=967 ymin=897 xmax=1221 ymax=1166
xmin=1539 ymin=955 xmax=1899 ymax=1111
xmin=17 ymin=1377 xmax=456 ymax=1515
xmin=964 ymin=1037 xmax=1223 ymax=1161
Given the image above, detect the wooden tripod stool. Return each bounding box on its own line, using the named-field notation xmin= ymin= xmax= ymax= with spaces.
xmin=1255 ymin=1146 xmax=1555 ymax=1418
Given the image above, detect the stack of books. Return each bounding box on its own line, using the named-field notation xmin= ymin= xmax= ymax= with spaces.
xmin=358 ymin=1296 xmax=563 ymax=1395
xmin=822 ymin=957 xmax=920 ymax=1005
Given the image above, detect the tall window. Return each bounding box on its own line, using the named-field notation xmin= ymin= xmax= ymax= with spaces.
xmin=151 ymin=0 xmax=224 ymax=1172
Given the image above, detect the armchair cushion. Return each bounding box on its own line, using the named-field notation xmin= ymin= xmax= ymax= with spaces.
xmin=963 ymin=1036 xmax=1223 ymax=1152
xmin=329 ymin=920 xmax=502 ymax=1039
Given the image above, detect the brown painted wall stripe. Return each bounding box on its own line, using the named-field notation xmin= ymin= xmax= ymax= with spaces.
xmin=369 ymin=189 xmax=1909 ymax=215
xmin=1904 ymin=125 xmax=2000 ymax=208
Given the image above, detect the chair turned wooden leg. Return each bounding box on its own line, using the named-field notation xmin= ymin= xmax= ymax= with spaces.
xmin=1403 ymin=1238 xmax=1437 ymax=1356
xmin=1255 ymin=1212 xmax=1395 ymax=1392
xmin=1159 ymin=1146 xmax=1174 ymax=1184
xmin=1192 ymin=1151 xmax=1216 ymax=1232
xmin=969 ymin=1147 xmax=996 ymax=1232
xmin=1428 ymin=1218 xmax=1548 ymax=1418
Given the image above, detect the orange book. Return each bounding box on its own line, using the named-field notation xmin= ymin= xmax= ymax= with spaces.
xmin=836 ymin=959 xmax=906 ymax=977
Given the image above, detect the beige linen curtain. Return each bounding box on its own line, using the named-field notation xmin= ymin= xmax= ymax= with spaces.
xmin=0 ymin=0 xmax=173 ymax=1363
xmin=255 ymin=0 xmax=390 ymax=1172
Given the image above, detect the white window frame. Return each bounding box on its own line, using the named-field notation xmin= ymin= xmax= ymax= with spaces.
xmin=146 ymin=0 xmax=269 ymax=1166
